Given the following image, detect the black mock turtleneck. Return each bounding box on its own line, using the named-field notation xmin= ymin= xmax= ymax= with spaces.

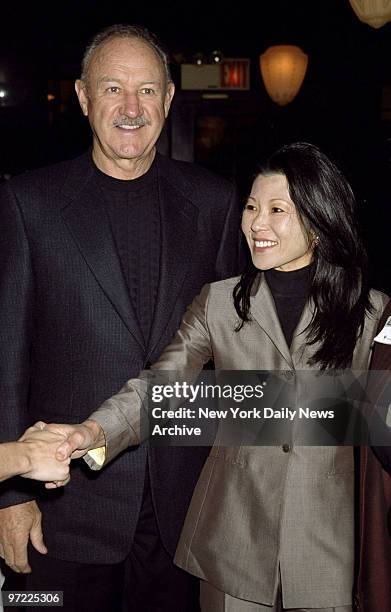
xmin=264 ymin=265 xmax=312 ymax=348
xmin=94 ymin=158 xmax=160 ymax=347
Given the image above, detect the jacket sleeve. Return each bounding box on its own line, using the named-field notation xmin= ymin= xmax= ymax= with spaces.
xmin=0 ymin=182 xmax=35 ymax=507
xmin=214 ymin=184 xmax=245 ymax=280
xmin=366 ymin=298 xmax=391 ymax=473
xmin=85 ymin=284 xmax=213 ymax=469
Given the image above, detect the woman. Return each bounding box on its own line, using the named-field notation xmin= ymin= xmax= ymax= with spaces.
xmin=54 ymin=142 xmax=388 ymax=611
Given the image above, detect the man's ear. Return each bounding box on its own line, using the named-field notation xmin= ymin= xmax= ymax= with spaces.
xmin=75 ymin=80 xmax=89 ymax=116
xmin=164 ymin=81 xmax=175 ymax=118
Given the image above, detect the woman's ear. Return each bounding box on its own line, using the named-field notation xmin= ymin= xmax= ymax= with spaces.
xmin=309 ymin=229 xmax=320 ymax=246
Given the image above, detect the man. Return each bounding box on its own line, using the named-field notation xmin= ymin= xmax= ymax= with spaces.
xmin=355 ymin=301 xmax=391 ymax=612
xmin=0 ymin=24 xmax=240 ymax=611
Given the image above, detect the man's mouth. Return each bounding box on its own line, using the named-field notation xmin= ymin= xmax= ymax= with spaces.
xmin=116 ymin=124 xmax=142 ymax=130
xmin=114 ymin=116 xmax=150 ymax=130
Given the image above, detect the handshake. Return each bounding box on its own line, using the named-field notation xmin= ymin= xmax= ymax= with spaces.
xmin=1 ymin=420 xmax=105 ymax=487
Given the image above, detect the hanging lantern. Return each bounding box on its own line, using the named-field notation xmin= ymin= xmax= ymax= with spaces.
xmin=349 ymin=0 xmax=391 ymax=28
xmin=260 ymin=45 xmax=308 ymax=106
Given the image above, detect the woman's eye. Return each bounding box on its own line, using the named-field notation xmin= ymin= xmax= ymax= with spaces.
xmin=272 ymin=206 xmax=284 ymax=213
xmin=244 ymin=203 xmax=257 ymax=211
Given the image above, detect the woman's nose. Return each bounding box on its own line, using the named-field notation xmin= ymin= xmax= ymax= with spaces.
xmin=251 ymin=211 xmax=268 ymax=232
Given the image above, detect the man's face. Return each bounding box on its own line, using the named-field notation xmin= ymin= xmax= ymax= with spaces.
xmin=75 ymin=36 xmax=174 ymax=178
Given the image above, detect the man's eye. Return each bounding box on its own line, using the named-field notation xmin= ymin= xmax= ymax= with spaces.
xmin=107 ymin=87 xmax=120 ymax=93
xmin=140 ymin=87 xmax=154 ymax=95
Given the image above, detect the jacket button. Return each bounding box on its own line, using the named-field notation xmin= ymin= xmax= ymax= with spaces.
xmin=282 ymin=443 xmax=291 ymax=453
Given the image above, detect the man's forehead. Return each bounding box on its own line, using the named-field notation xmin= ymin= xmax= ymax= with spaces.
xmin=90 ymin=37 xmax=163 ymax=73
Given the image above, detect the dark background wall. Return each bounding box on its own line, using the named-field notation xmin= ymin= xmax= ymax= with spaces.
xmin=1 ymin=0 xmax=390 ymax=292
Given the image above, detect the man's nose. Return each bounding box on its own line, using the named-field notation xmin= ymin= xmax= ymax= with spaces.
xmin=120 ymin=92 xmax=142 ymax=117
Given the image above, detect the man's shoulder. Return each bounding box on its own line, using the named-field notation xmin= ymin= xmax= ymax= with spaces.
xmin=156 ymin=154 xmax=235 ymax=201
xmin=2 ymin=152 xmax=92 ymax=200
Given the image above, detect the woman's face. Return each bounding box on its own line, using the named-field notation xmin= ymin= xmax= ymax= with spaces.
xmin=241 ymin=173 xmax=313 ymax=272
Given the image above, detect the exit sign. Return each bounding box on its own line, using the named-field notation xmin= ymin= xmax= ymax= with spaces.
xmin=221 ymin=59 xmax=250 ymax=90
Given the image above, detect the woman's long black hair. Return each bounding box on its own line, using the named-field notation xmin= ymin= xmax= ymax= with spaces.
xmin=233 ymin=142 xmax=372 ymax=369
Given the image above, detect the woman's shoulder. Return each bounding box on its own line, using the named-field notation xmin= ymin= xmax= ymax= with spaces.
xmin=369 ymin=288 xmax=390 ymax=316
xmin=209 ymin=276 xmax=241 ymax=293
xmin=195 ymin=276 xmax=240 ymax=319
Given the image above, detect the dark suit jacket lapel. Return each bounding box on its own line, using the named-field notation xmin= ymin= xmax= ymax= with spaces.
xmin=290 ymin=299 xmax=315 ymax=363
xmin=147 ymin=169 xmax=199 ymax=357
xmin=60 ymin=157 xmax=144 ymax=349
xmin=250 ymin=274 xmax=294 ymax=369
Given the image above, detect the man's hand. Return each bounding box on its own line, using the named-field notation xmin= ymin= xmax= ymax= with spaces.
xmin=29 ymin=420 xmax=105 ymax=489
xmin=0 ymin=501 xmax=46 ymax=573
xmin=18 ymin=425 xmax=71 ymax=484
xmin=43 ymin=420 xmax=105 ymax=461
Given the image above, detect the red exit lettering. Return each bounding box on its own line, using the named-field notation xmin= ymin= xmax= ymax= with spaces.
xmin=221 ymin=60 xmax=249 ymax=89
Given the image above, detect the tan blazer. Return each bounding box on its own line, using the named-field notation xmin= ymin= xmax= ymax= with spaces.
xmin=88 ymin=275 xmax=388 ymax=608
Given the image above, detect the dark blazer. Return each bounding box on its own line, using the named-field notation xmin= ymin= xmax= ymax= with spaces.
xmin=0 ymin=151 xmax=240 ymax=563
xmin=356 ymin=300 xmax=391 ymax=612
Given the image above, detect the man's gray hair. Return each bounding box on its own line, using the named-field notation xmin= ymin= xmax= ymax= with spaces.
xmin=81 ymin=24 xmax=172 ymax=83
